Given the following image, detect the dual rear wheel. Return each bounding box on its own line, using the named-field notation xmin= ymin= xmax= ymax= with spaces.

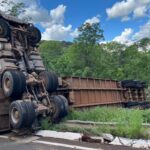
xmin=9 ymin=100 xmax=36 ymax=129
xmin=2 ymin=70 xmax=26 ymax=99
xmin=9 ymin=95 xmax=68 ymax=129
xmin=2 ymin=70 xmax=68 ymax=128
xmin=2 ymin=70 xmax=59 ymax=98
xmin=39 ymin=71 xmax=68 ymax=122
xmin=39 ymin=71 xmax=59 ymax=93
xmin=50 ymin=95 xmax=69 ymax=123
xmin=1 ymin=71 xmax=36 ymax=129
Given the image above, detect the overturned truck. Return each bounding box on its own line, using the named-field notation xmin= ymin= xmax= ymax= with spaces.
xmin=0 ymin=12 xmax=68 ymax=132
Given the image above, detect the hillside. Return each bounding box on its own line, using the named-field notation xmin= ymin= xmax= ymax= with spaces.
xmin=39 ymin=38 xmax=150 ymax=83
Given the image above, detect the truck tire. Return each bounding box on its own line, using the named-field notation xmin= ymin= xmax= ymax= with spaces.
xmin=58 ymin=95 xmax=69 ymax=117
xmin=9 ymin=101 xmax=27 ymax=129
xmin=2 ymin=70 xmax=26 ymax=99
xmin=24 ymin=101 xmax=36 ymax=127
xmin=27 ymin=26 xmax=41 ymax=45
xmin=50 ymin=95 xmax=64 ymax=123
xmin=39 ymin=71 xmax=58 ymax=93
xmin=0 ymin=18 xmax=10 ymax=38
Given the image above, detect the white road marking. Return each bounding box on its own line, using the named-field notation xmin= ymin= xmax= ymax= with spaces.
xmin=0 ymin=135 xmax=9 ymax=139
xmin=33 ymin=140 xmax=103 ymax=150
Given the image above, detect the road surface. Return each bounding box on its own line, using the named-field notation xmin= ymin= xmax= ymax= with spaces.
xmin=0 ymin=134 xmax=146 ymax=150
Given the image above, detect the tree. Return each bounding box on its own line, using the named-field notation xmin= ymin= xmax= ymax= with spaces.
xmin=0 ymin=0 xmax=25 ymax=17
xmin=39 ymin=41 xmax=70 ymax=74
xmin=9 ymin=2 xmax=25 ymax=17
xmin=39 ymin=37 xmax=150 ymax=83
xmin=62 ymin=22 xmax=105 ymax=77
xmin=138 ymin=38 xmax=150 ymax=52
xmin=75 ymin=22 xmax=104 ymax=45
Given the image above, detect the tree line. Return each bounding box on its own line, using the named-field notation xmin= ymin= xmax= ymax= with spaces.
xmin=39 ymin=23 xmax=150 ymax=83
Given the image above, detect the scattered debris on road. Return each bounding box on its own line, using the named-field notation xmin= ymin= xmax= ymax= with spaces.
xmin=81 ymin=134 xmax=104 ymax=143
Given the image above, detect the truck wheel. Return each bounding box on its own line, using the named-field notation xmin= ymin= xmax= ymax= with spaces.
xmin=39 ymin=71 xmax=58 ymax=93
xmin=9 ymin=101 xmax=27 ymax=129
xmin=24 ymin=101 xmax=36 ymax=127
xmin=27 ymin=26 xmax=41 ymax=45
xmin=0 ymin=18 xmax=10 ymax=38
xmin=50 ymin=95 xmax=64 ymax=123
xmin=2 ymin=70 xmax=26 ymax=99
xmin=58 ymin=95 xmax=69 ymax=117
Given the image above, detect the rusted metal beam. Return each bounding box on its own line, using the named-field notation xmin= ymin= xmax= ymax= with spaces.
xmin=59 ymin=77 xmax=146 ymax=108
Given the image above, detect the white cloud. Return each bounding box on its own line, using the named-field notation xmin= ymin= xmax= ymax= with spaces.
xmin=42 ymin=24 xmax=72 ymax=41
xmin=19 ymin=2 xmax=101 ymax=41
xmin=18 ymin=2 xmax=73 ymax=41
xmin=19 ymin=2 xmax=49 ymax=23
xmin=40 ymin=5 xmax=73 ymax=41
xmin=133 ymin=20 xmax=150 ymax=40
xmin=0 ymin=0 xmax=14 ymax=12
xmin=84 ymin=16 xmax=100 ymax=24
xmin=99 ymin=41 xmax=109 ymax=45
xmin=70 ymin=28 xmax=79 ymax=38
xmin=112 ymin=19 xmax=150 ymax=46
xmin=0 ymin=0 xmax=47 ymax=22
xmin=50 ymin=5 xmax=66 ymax=25
xmin=122 ymin=16 xmax=131 ymax=21
xmin=0 ymin=0 xmax=35 ymax=12
xmin=0 ymin=1 xmax=101 ymax=41
xmin=113 ymin=28 xmax=134 ymax=45
xmin=0 ymin=0 xmax=73 ymax=41
xmin=106 ymin=0 xmax=150 ymax=21
xmin=133 ymin=6 xmax=147 ymax=18
xmin=19 ymin=2 xmax=66 ymax=25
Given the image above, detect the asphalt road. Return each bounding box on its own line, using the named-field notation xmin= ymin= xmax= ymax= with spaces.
xmin=0 ymin=139 xmax=73 ymax=150
xmin=0 ymin=134 xmax=146 ymax=150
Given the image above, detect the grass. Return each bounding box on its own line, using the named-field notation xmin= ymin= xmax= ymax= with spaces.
xmin=41 ymin=107 xmax=150 ymax=139
xmin=67 ymin=107 xmax=150 ymax=123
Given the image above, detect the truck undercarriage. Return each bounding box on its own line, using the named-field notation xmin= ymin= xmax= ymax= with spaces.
xmin=0 ymin=11 xmax=68 ymax=131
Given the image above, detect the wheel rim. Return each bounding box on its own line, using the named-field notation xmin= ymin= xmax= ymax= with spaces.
xmin=11 ymin=107 xmax=20 ymax=124
xmin=3 ymin=77 xmax=11 ymax=93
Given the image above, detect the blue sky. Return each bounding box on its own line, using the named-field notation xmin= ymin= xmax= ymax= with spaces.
xmin=40 ymin=0 xmax=131 ymax=41
xmin=7 ymin=0 xmax=149 ymax=45
xmin=37 ymin=0 xmax=150 ymax=42
xmin=41 ymin=0 xmax=118 ymax=40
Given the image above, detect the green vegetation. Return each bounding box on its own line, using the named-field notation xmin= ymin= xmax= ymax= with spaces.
xmin=67 ymin=107 xmax=150 ymax=123
xmin=39 ymin=22 xmax=150 ymax=83
xmin=41 ymin=107 xmax=150 ymax=139
xmin=67 ymin=107 xmax=150 ymax=139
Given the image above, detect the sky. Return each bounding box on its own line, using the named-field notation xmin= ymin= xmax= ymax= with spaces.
xmin=1 ymin=0 xmax=150 ymax=45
